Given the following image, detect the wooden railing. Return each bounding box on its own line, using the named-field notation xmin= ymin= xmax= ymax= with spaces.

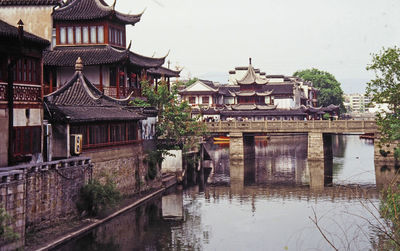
xmin=101 ymin=86 xmax=141 ymax=99
xmin=206 ymin=120 xmax=377 ymax=133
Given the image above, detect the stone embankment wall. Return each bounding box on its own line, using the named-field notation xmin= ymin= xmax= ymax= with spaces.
xmin=374 ymin=139 xmax=400 ymax=189
xmin=0 ymin=157 xmax=92 ymax=251
xmin=83 ymin=143 xmax=162 ymax=196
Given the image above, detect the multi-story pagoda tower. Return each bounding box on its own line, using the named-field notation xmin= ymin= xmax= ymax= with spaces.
xmin=233 ymin=58 xmax=274 ymax=110
xmin=43 ymin=0 xmax=179 ymax=98
xmin=0 ymin=0 xmax=180 ymax=98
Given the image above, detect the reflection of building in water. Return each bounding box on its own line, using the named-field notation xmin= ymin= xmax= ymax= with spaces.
xmin=162 ymin=189 xmax=184 ymax=221
xmin=204 ymin=140 xmax=230 ymax=184
xmin=246 ymin=135 xmax=309 ymax=185
xmin=205 ymin=185 xmax=379 ymax=200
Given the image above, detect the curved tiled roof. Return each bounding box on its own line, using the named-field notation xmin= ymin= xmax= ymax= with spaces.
xmin=0 ymin=20 xmax=50 ymax=46
xmin=263 ymin=84 xmax=294 ymax=95
xmin=0 ymin=0 xmax=59 ymax=5
xmin=237 ymin=64 xmax=268 ymax=85
xmin=44 ymin=45 xmax=165 ymax=68
xmin=44 ymin=45 xmax=128 ymax=66
xmin=52 ymin=0 xmax=142 ymax=25
xmin=45 ymin=70 xmax=144 ymax=122
xmin=129 ymin=51 xmax=165 ymax=68
xmin=147 ymin=66 xmax=181 ymax=78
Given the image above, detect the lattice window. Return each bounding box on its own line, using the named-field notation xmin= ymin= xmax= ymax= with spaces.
xmin=13 ymin=126 xmax=41 ymax=156
xmin=71 ymin=121 xmax=139 ymax=149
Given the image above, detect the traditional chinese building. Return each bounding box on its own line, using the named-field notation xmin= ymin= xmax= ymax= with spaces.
xmin=44 ymin=58 xmax=160 ymax=194
xmin=0 ymin=19 xmax=50 ymax=166
xmin=43 ymin=0 xmax=180 ymax=98
xmin=182 ymin=59 xmax=325 ymax=121
xmin=179 ymin=79 xmax=219 ymax=107
xmin=0 ymin=0 xmax=180 ymax=98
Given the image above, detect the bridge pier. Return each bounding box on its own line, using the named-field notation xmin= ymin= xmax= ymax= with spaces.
xmin=229 ymin=132 xmax=244 ymax=186
xmin=307 ymin=132 xmax=324 ymax=160
xmin=307 ymin=132 xmax=332 ymax=161
xmin=229 ymin=132 xmax=244 ymax=163
xmin=308 ymin=160 xmax=325 ymax=190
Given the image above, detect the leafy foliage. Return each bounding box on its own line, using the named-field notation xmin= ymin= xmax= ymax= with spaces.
xmin=183 ymin=78 xmax=198 ymax=87
xmin=293 ymin=68 xmax=345 ymax=112
xmin=131 ymin=80 xmax=207 ymax=150
xmin=0 ymin=207 xmax=19 ymax=242
xmin=145 ymin=150 xmax=163 ymax=180
xmin=77 ymin=179 xmax=121 ymax=217
xmin=366 ymin=47 xmax=400 ymax=151
xmin=379 ymin=185 xmax=400 ymax=249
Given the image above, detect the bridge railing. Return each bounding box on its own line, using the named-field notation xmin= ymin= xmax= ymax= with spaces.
xmin=206 ymin=120 xmax=377 ymax=132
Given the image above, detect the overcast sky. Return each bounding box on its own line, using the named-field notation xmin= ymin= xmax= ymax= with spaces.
xmin=110 ymin=0 xmax=400 ymax=93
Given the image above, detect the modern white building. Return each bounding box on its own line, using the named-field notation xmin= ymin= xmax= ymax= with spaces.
xmin=343 ymin=93 xmax=372 ymax=113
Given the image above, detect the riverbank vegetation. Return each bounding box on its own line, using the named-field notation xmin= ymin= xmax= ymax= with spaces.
xmin=76 ymin=179 xmax=121 ymax=217
xmin=0 ymin=207 xmax=19 ymax=243
xmin=366 ymin=46 xmax=400 ymax=249
xmin=131 ymin=79 xmax=207 ymax=165
xmin=366 ymin=46 xmax=400 ymax=160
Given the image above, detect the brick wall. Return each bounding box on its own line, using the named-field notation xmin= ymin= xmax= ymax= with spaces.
xmin=0 ymin=157 xmax=91 ymax=250
xmin=83 ymin=143 xmax=162 ymax=196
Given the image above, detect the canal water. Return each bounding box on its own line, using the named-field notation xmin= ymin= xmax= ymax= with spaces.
xmin=56 ymin=135 xmax=385 ymax=251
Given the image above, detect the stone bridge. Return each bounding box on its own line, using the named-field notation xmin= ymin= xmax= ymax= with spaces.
xmin=205 ymin=120 xmax=378 ymax=161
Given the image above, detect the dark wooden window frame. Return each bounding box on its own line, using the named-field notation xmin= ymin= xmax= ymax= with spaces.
xmin=70 ymin=121 xmax=140 ymax=150
xmin=188 ymin=96 xmax=196 ymax=104
xmin=12 ymin=57 xmax=40 ymax=85
xmin=13 ymin=126 xmax=41 ymax=157
xmin=201 ymin=96 xmax=210 ymax=105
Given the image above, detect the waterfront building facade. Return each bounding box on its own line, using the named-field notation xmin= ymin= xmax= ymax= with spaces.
xmin=0 ymin=19 xmax=50 ymax=166
xmin=0 ymin=0 xmax=180 ymax=99
xmin=44 ymin=58 xmax=160 ymax=194
xmin=180 ymin=59 xmax=329 ymax=121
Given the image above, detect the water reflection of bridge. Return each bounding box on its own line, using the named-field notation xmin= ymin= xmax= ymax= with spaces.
xmin=205 ymin=185 xmax=379 ymax=200
xmin=204 ymin=133 xmax=397 ymax=191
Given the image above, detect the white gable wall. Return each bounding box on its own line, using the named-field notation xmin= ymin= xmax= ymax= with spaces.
xmin=185 ymin=81 xmax=216 ymax=92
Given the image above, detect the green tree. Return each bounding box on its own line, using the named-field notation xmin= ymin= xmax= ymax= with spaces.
xmin=366 ymin=46 xmax=400 ymax=158
xmin=366 ymin=46 xmax=400 ymax=249
xmin=131 ymin=80 xmax=206 ymax=150
xmin=293 ymin=68 xmax=345 ymax=112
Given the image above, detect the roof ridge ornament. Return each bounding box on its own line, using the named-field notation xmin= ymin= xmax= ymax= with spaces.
xmin=139 ymin=7 xmax=147 ymax=16
xmin=75 ymin=57 xmax=83 ymax=71
xmin=249 ymin=57 xmax=252 ymax=65
xmin=164 ymin=49 xmax=170 ymax=58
